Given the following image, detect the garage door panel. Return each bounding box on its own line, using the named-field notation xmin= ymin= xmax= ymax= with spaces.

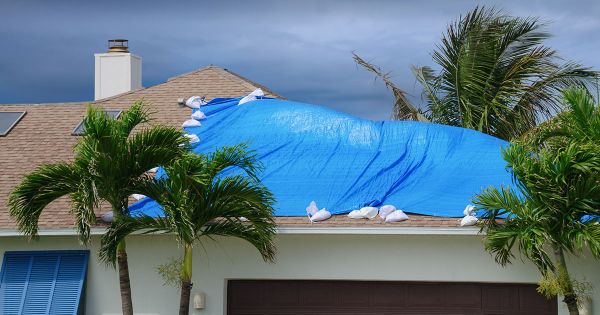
xmin=405 ymin=283 xmax=444 ymax=307
xmin=446 ymin=283 xmax=482 ymax=308
xmin=367 ymin=282 xmax=406 ymax=307
xmin=519 ymin=286 xmax=556 ymax=313
xmin=482 ymin=285 xmax=519 ymax=312
xmin=335 ymin=281 xmax=371 ymax=306
xmin=228 ymin=280 xmax=557 ymax=315
xmin=298 ymin=281 xmax=335 ymax=307
xmin=266 ymin=281 xmax=300 ymax=307
xmin=228 ymin=281 xmax=266 ymax=309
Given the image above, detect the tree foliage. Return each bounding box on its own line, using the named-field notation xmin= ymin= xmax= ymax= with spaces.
xmin=99 ymin=145 xmax=277 ymax=265
xmin=98 ymin=145 xmax=277 ymax=315
xmin=9 ymin=100 xmax=187 ymax=241
xmin=355 ymin=6 xmax=597 ymax=140
xmin=474 ymin=88 xmax=600 ymax=313
xmin=8 ymin=101 xmax=187 ymax=315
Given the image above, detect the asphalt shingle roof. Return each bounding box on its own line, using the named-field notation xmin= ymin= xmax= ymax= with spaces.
xmin=0 ymin=65 xmax=466 ymax=231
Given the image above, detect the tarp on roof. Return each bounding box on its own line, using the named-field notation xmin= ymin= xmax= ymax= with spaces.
xmin=130 ymin=97 xmax=513 ymax=217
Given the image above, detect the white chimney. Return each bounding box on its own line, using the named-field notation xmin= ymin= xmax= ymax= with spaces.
xmin=94 ymin=39 xmax=142 ymax=100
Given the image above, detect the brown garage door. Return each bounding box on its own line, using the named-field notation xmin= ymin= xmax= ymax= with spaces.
xmin=227 ymin=280 xmax=557 ymax=315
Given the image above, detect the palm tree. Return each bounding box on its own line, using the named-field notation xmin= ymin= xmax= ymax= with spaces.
xmin=474 ymin=89 xmax=600 ymax=315
xmin=9 ymin=102 xmax=187 ymax=315
xmin=354 ymin=6 xmax=597 ymax=140
xmin=519 ymin=87 xmax=600 ymax=148
xmin=99 ymin=146 xmax=277 ymax=315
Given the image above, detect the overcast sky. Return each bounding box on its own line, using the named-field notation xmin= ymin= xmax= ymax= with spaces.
xmin=1 ymin=0 xmax=599 ymax=119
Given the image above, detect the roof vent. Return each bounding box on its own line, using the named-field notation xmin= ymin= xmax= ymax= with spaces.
xmin=108 ymin=39 xmax=129 ymax=53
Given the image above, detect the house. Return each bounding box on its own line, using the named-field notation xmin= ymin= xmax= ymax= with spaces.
xmin=0 ymin=41 xmax=597 ymax=315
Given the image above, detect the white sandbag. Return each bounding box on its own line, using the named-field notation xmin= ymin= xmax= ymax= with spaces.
xmin=148 ymin=167 xmax=159 ymax=173
xmin=182 ymin=119 xmax=201 ymax=127
xmin=191 ymin=111 xmax=207 ymax=120
xmin=348 ymin=206 xmax=380 ymax=219
xmin=185 ymin=96 xmax=206 ymax=109
xmin=184 ymin=133 xmax=200 ymax=144
xmin=238 ymin=88 xmax=264 ymax=105
xmin=310 ymin=209 xmax=331 ymax=222
xmin=131 ymin=194 xmax=145 ymax=200
xmin=379 ymin=205 xmax=396 ymax=219
xmin=306 ymin=201 xmax=319 ymax=216
xmin=347 ymin=209 xmax=364 ymax=219
xmin=359 ymin=206 xmax=379 ymax=219
xmin=385 ymin=210 xmax=409 ymax=223
xmin=100 ymin=211 xmax=114 ymax=223
xmin=463 ymin=204 xmax=476 ymax=216
xmin=460 ymin=215 xmax=478 ymax=227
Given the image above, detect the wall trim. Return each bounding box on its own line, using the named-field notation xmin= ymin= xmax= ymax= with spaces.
xmin=277 ymin=226 xmax=480 ymax=235
xmin=0 ymin=226 xmax=481 ymax=237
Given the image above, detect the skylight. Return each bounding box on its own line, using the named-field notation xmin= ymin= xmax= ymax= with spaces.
xmin=72 ymin=110 xmax=122 ymax=136
xmin=0 ymin=111 xmax=26 ymax=136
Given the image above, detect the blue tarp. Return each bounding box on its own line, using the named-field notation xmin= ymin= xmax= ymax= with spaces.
xmin=130 ymin=97 xmax=514 ymax=217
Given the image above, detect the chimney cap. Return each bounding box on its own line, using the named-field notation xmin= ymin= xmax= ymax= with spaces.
xmin=108 ymin=39 xmax=129 ymax=53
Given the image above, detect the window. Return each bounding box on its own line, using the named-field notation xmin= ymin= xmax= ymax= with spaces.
xmin=72 ymin=109 xmax=122 ymax=136
xmin=0 ymin=111 xmax=26 ymax=136
xmin=0 ymin=250 xmax=90 ymax=315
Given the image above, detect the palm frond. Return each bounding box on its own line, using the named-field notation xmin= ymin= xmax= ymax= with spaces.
xmin=99 ymin=215 xmax=171 ymax=266
xmin=70 ymin=176 xmax=100 ymax=242
xmin=352 ymin=52 xmax=421 ymax=120
xmin=10 ymin=98 xmax=187 ymax=248
xmin=202 ymin=219 xmax=277 ymax=262
xmin=412 ymin=66 xmax=446 ymax=123
xmin=476 ymin=130 xmax=600 ymax=273
xmin=114 ymin=144 xmax=278 ymax=264
xmin=205 ymin=144 xmax=263 ymax=181
xmin=126 ymin=126 xmax=187 ymax=177
xmin=202 ymin=176 xmax=275 ymax=229
xmin=359 ymin=6 xmax=597 ymax=140
xmin=116 ymin=100 xmax=150 ymax=137
xmin=9 ymin=163 xmax=86 ymax=239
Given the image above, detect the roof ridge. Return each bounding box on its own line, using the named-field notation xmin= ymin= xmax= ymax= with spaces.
xmin=94 ymin=65 xmax=282 ymax=104
xmin=94 ymin=66 xmax=216 ymax=104
xmin=166 ymin=65 xmax=215 ymax=82
xmin=2 ymin=65 xmax=281 ymax=106
xmin=213 ymin=67 xmax=257 ymax=91
xmin=213 ymin=67 xmax=283 ymax=99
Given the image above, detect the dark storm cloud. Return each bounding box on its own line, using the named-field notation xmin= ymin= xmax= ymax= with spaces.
xmin=1 ymin=0 xmax=599 ymax=119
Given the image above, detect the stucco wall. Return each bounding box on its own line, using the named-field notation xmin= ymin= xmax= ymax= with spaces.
xmin=0 ymin=233 xmax=597 ymax=315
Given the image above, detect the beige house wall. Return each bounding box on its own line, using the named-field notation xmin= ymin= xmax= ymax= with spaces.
xmin=0 ymin=233 xmax=597 ymax=315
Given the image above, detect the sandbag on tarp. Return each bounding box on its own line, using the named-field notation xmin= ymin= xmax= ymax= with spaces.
xmin=130 ymin=97 xmax=514 ymax=217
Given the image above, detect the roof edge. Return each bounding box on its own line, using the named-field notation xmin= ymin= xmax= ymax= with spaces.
xmin=0 ymin=226 xmax=481 ymax=237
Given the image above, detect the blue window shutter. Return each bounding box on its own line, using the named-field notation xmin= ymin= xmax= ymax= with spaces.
xmin=49 ymin=254 xmax=89 ymax=314
xmin=0 ymin=255 xmax=31 ymax=315
xmin=22 ymin=255 xmax=59 ymax=314
xmin=0 ymin=251 xmax=89 ymax=315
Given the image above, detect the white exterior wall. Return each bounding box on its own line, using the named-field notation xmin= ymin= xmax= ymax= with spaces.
xmin=0 ymin=233 xmax=597 ymax=315
xmin=94 ymin=53 xmax=142 ymax=100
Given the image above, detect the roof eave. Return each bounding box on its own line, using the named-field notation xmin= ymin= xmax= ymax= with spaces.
xmin=0 ymin=226 xmax=481 ymax=237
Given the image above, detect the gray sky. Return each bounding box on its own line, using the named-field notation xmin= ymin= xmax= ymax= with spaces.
xmin=1 ymin=0 xmax=598 ymax=119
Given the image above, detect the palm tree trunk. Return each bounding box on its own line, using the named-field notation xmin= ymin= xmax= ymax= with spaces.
xmin=117 ymin=240 xmax=134 ymax=315
xmin=554 ymin=247 xmax=579 ymax=315
xmin=179 ymin=244 xmax=193 ymax=315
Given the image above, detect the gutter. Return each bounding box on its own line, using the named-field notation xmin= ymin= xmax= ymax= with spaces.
xmin=277 ymin=226 xmax=480 ymax=235
xmin=0 ymin=226 xmax=481 ymax=237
